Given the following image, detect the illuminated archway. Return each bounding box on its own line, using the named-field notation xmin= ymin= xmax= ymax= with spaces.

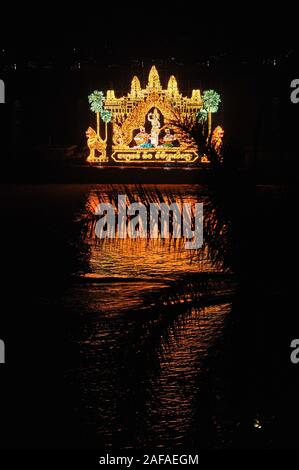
xmin=86 ymin=66 xmax=205 ymax=164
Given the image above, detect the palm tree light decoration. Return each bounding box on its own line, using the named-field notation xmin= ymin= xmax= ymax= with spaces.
xmin=88 ymin=90 xmax=105 ymax=136
xmin=197 ymin=108 xmax=208 ymax=125
xmin=202 ymin=90 xmax=221 ymax=137
xmin=100 ymin=109 xmax=112 ymax=142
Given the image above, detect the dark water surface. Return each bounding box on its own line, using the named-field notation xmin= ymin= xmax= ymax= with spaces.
xmin=0 ymin=183 xmax=298 ymax=449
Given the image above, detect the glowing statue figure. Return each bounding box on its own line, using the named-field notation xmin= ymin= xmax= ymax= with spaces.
xmin=211 ymin=126 xmax=224 ymax=157
xmin=148 ymin=108 xmax=161 ymax=147
xmin=162 ymin=128 xmax=175 ymax=147
xmin=86 ymin=127 xmax=107 ymax=162
xmin=134 ymin=126 xmax=151 ymax=148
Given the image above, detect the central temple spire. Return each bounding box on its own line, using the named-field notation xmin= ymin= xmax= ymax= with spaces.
xmin=147 ymin=65 xmax=161 ymax=91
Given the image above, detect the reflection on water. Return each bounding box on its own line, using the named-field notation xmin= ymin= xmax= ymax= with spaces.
xmin=2 ymin=182 xmax=296 ymax=449
xmin=76 ymin=185 xmax=231 ymax=310
xmin=137 ymin=303 xmax=231 ymax=449
xmin=60 ymin=184 xmax=234 ymax=448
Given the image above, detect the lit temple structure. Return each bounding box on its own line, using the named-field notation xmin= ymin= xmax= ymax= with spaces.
xmin=86 ymin=66 xmax=208 ymax=165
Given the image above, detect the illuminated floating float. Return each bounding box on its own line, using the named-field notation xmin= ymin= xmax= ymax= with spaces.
xmin=86 ymin=66 xmax=222 ymax=165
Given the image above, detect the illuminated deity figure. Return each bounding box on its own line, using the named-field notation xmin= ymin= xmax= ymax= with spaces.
xmin=163 ymin=128 xmax=175 ymax=147
xmin=211 ymin=126 xmax=224 ymax=160
xmin=147 ymin=108 xmax=161 ymax=147
xmin=134 ymin=126 xmax=151 ymax=148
